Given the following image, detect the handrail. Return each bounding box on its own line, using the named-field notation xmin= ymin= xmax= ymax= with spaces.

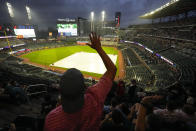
xmin=131 ymin=48 xmax=155 ymax=86
xmin=27 ymin=91 xmax=47 ymax=96
xmin=25 ymin=84 xmax=47 ymax=96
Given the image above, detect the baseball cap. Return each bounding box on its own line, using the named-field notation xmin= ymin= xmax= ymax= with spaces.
xmin=60 ymin=68 xmax=85 ymax=113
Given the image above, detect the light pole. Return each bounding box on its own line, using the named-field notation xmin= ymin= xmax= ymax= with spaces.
xmin=91 ymin=12 xmax=94 ymax=32
xmin=101 ymin=11 xmax=105 ymax=37
xmin=102 ymin=11 xmax=105 ymax=26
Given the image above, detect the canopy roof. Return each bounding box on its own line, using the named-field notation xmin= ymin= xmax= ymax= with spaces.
xmin=140 ymin=0 xmax=196 ymax=19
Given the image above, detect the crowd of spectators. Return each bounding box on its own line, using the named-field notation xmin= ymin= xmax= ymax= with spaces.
xmin=1 ymin=75 xmax=196 ymax=131
xmin=100 ymin=81 xmax=196 ymax=131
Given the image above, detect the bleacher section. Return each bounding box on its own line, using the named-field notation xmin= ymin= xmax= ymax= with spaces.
xmin=121 ymin=18 xmax=196 ymax=90
xmin=122 ymin=47 xmax=153 ymax=88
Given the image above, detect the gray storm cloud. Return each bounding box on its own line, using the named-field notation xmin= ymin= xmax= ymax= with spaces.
xmin=0 ymin=0 xmax=170 ymax=29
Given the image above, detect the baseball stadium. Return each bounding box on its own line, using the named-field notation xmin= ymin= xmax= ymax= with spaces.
xmin=0 ymin=0 xmax=196 ymax=130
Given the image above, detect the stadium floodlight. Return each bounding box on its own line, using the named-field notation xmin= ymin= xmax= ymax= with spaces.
xmin=6 ymin=2 xmax=14 ymax=18
xmin=91 ymin=12 xmax=94 ymax=21
xmin=90 ymin=12 xmax=94 ymax=31
xmin=102 ymin=11 xmax=105 ymax=22
xmin=101 ymin=11 xmax=105 ymax=36
xmin=26 ymin=6 xmax=32 ymax=20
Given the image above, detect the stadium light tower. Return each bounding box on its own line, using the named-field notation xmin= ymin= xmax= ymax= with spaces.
xmin=26 ymin=6 xmax=32 ymax=20
xmin=91 ymin=11 xmax=94 ymax=31
xmin=102 ymin=11 xmax=105 ymax=22
xmin=6 ymin=2 xmax=14 ymax=18
xmin=101 ymin=11 xmax=105 ymax=37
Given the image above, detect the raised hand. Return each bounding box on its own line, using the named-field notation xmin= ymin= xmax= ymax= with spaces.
xmin=87 ymin=32 xmax=117 ymax=80
xmin=88 ymin=32 xmax=101 ymax=50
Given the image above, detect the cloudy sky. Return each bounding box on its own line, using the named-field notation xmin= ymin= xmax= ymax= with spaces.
xmin=0 ymin=0 xmax=170 ymax=30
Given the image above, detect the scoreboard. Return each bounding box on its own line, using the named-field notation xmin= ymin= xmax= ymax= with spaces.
xmin=14 ymin=25 xmax=36 ymax=38
xmin=57 ymin=24 xmax=77 ymax=36
xmin=57 ymin=18 xmax=78 ymax=37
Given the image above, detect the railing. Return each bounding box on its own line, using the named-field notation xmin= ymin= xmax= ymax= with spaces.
xmin=25 ymin=84 xmax=47 ymax=96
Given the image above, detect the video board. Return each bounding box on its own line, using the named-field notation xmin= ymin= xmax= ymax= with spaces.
xmin=14 ymin=25 xmax=36 ymax=38
xmin=57 ymin=24 xmax=77 ymax=36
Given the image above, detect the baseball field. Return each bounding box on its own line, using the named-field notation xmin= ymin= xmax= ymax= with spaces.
xmin=21 ymin=45 xmax=123 ymax=78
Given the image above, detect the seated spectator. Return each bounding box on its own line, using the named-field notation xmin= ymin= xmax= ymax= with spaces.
xmin=103 ymin=97 xmax=119 ymax=115
xmin=145 ymin=113 xmax=163 ymax=131
xmin=56 ymin=95 xmax=61 ymax=107
xmin=41 ymin=94 xmax=56 ymax=116
xmin=8 ymin=123 xmax=16 ymax=131
xmin=183 ymin=104 xmax=196 ymax=123
xmin=100 ymin=109 xmax=131 ymax=131
xmin=117 ymin=103 xmax=130 ymax=116
xmin=44 ymin=32 xmax=117 ymax=131
xmin=11 ymin=81 xmax=20 ymax=87
xmin=13 ymin=85 xmax=28 ymax=103
xmin=51 ymin=81 xmax=59 ymax=90
xmin=168 ymin=83 xmax=186 ymax=106
xmin=187 ymin=96 xmax=195 ymax=105
xmin=128 ymin=79 xmax=143 ymax=104
xmin=5 ymin=81 xmax=16 ymax=98
xmin=92 ymin=78 xmax=96 ymax=85
xmin=105 ymin=81 xmax=118 ymax=105
xmin=127 ymin=103 xmax=140 ymax=126
xmin=5 ymin=81 xmax=27 ymax=104
xmin=154 ymin=94 xmax=189 ymax=121
xmin=133 ymin=95 xmax=161 ymax=131
xmin=116 ymin=80 xmax=125 ymax=98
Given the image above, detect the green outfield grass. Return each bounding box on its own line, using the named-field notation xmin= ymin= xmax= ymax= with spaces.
xmin=21 ymin=45 xmax=119 ymax=77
